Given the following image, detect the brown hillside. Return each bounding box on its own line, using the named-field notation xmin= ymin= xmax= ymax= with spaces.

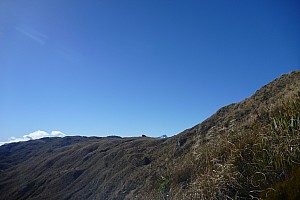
xmin=0 ymin=70 xmax=299 ymax=200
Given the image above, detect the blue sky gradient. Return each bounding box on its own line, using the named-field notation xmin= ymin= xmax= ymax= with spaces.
xmin=0 ymin=0 xmax=299 ymax=141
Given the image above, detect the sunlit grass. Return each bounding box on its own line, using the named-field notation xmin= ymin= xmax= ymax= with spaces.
xmin=185 ymin=92 xmax=300 ymax=199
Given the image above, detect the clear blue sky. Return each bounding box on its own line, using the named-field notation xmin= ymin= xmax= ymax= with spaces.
xmin=0 ymin=0 xmax=299 ymax=142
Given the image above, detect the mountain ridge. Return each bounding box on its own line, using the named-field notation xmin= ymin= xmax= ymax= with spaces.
xmin=0 ymin=70 xmax=299 ymax=199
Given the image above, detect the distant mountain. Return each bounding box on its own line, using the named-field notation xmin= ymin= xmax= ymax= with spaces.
xmin=0 ymin=71 xmax=299 ymax=200
xmin=157 ymin=134 xmax=168 ymax=138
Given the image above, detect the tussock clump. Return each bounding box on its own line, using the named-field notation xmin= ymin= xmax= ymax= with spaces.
xmin=188 ymin=92 xmax=300 ymax=199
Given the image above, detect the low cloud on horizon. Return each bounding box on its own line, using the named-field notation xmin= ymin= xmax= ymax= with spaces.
xmin=0 ymin=130 xmax=66 ymax=146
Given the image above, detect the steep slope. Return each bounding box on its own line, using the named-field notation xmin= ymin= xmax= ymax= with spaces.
xmin=182 ymin=70 xmax=300 ymax=140
xmin=0 ymin=70 xmax=299 ymax=200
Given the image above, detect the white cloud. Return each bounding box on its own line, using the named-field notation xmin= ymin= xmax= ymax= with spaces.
xmin=0 ymin=130 xmax=66 ymax=146
xmin=50 ymin=131 xmax=65 ymax=137
xmin=23 ymin=130 xmax=49 ymax=140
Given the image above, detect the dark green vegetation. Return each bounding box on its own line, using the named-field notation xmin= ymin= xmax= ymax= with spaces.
xmin=0 ymin=71 xmax=299 ymax=200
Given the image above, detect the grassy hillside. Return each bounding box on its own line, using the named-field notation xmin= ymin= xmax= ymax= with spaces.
xmin=0 ymin=71 xmax=299 ymax=200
